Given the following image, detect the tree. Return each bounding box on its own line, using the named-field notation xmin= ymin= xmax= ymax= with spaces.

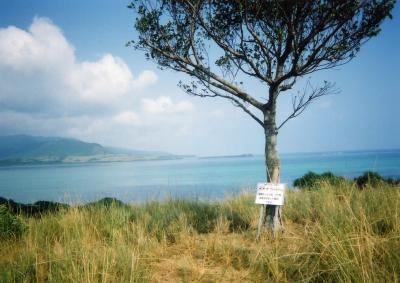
xmin=128 ymin=0 xmax=395 ymax=235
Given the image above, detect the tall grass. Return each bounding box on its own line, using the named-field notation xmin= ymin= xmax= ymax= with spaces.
xmin=1 ymin=182 xmax=399 ymax=282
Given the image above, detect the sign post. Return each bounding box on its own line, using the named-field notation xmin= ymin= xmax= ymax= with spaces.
xmin=255 ymin=183 xmax=286 ymax=239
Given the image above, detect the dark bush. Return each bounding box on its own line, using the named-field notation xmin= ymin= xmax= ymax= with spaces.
xmin=0 ymin=197 xmax=68 ymax=217
xmin=0 ymin=205 xmax=27 ymax=240
xmin=372 ymin=219 xmax=393 ymax=236
xmin=185 ymin=202 xmax=219 ymax=234
xmin=355 ymin=171 xmax=400 ymax=188
xmin=85 ymin=197 xmax=126 ymax=209
xmin=293 ymin=171 xmax=346 ymax=189
xmin=183 ymin=202 xmax=250 ymax=233
xmin=224 ymin=210 xmax=250 ymax=232
xmin=129 ymin=199 xmax=252 ymax=239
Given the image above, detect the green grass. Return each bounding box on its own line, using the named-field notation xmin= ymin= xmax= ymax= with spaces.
xmin=0 ymin=205 xmax=26 ymax=240
xmin=1 ymin=182 xmax=400 ymax=282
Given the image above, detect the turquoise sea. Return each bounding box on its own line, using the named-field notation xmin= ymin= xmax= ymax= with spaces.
xmin=0 ymin=149 xmax=399 ymax=204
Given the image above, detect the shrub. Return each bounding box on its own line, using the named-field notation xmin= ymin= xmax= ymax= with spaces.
xmin=224 ymin=209 xmax=251 ymax=232
xmin=128 ymin=199 xmax=251 ymax=241
xmin=0 ymin=205 xmax=27 ymax=240
xmin=355 ymin=171 xmax=400 ymax=188
xmin=184 ymin=201 xmax=219 ymax=234
xmin=293 ymin=171 xmax=346 ymax=189
xmin=84 ymin=197 xmax=126 ymax=209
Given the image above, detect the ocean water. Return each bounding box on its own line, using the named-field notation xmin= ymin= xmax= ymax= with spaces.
xmin=0 ymin=149 xmax=398 ymax=204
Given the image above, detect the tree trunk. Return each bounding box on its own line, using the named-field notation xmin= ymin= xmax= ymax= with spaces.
xmin=256 ymin=108 xmax=283 ymax=238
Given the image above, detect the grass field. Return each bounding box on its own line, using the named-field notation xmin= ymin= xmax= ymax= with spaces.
xmin=1 ymin=181 xmax=400 ymax=282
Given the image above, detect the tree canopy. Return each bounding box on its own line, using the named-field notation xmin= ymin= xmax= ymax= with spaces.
xmin=129 ymin=0 xmax=395 ymax=127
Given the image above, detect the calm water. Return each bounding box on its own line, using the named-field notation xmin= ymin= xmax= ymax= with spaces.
xmin=0 ymin=150 xmax=399 ymax=204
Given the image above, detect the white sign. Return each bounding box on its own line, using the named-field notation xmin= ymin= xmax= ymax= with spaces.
xmin=255 ymin=183 xmax=286 ymax=205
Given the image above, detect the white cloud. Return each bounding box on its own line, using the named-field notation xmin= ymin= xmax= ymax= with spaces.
xmin=67 ymin=54 xmax=134 ymax=103
xmin=132 ymin=70 xmax=158 ymax=89
xmin=142 ymin=96 xmax=194 ymax=115
xmin=0 ymin=17 xmax=199 ymax=151
xmin=0 ymin=17 xmax=74 ymax=73
xmin=113 ymin=111 xmax=141 ymax=125
xmin=0 ymin=16 xmax=158 ymax=109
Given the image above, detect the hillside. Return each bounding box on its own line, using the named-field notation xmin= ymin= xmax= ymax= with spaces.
xmin=0 ymin=135 xmax=106 ymax=160
xmin=0 ymin=135 xmax=176 ymax=164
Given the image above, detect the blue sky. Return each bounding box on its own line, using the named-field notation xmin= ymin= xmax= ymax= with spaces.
xmin=0 ymin=0 xmax=399 ymax=155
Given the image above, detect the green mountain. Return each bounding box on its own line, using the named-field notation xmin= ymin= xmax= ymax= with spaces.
xmin=0 ymin=135 xmax=177 ymax=164
xmin=0 ymin=135 xmax=106 ymax=160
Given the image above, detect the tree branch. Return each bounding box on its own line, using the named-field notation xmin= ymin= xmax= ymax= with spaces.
xmin=180 ymin=79 xmax=264 ymax=127
xmin=277 ymin=81 xmax=338 ymax=130
xmin=139 ymin=37 xmax=265 ymax=110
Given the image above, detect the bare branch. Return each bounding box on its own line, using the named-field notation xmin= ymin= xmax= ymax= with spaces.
xmin=139 ymin=38 xmax=265 ymax=110
xmin=279 ymin=78 xmax=296 ymax=92
xmin=277 ymin=81 xmax=339 ymax=130
xmin=180 ymin=79 xmax=264 ymax=127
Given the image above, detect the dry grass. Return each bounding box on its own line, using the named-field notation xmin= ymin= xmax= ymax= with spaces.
xmin=1 ymin=182 xmax=400 ymax=282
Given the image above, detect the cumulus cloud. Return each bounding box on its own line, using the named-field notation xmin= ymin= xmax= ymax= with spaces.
xmin=113 ymin=111 xmax=141 ymax=125
xmin=0 ymin=17 xmax=198 ymax=151
xmin=0 ymin=17 xmax=158 ymax=112
xmin=132 ymin=70 xmax=158 ymax=90
xmin=0 ymin=17 xmax=74 ymax=72
xmin=67 ymin=54 xmax=135 ymax=103
xmin=142 ymin=96 xmax=194 ymax=115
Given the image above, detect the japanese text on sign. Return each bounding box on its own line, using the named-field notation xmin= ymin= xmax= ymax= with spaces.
xmin=255 ymin=183 xmax=286 ymax=205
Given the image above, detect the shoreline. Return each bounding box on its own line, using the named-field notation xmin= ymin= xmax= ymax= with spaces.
xmin=2 ymin=171 xmax=399 ymax=216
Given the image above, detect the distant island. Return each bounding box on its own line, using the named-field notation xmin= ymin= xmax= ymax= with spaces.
xmin=200 ymin=154 xmax=254 ymax=159
xmin=0 ymin=135 xmax=189 ymax=165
